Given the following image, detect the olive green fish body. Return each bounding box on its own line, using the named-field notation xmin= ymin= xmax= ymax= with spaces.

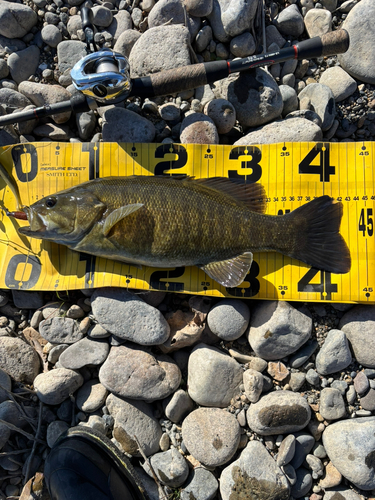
xmin=19 ymin=176 xmax=351 ymax=287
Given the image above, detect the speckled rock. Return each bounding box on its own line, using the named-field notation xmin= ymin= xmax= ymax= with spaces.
xmin=339 ymin=305 xmax=375 ymax=368
xmin=34 ymin=368 xmax=84 ymax=405
xmin=59 ymin=337 xmax=110 ymax=370
xmin=319 ymin=66 xmax=357 ymax=102
xmin=39 ymin=316 xmax=84 ymax=344
xmin=180 ymin=112 xmax=219 ymax=144
xmin=319 ymin=388 xmax=346 ymax=420
xmin=102 ymin=107 xmax=156 ymax=143
xmin=143 ymin=448 xmax=189 ymax=487
xmin=247 ymin=391 xmax=311 ymax=435
xmin=163 ymin=389 xmax=194 ymax=423
xmin=204 ymin=99 xmax=236 ymax=134
xmin=0 ymin=2 xmax=37 ymax=39
xmin=108 ymin=10 xmax=133 ymax=42
xmin=182 ymin=408 xmax=241 ymax=467
xmin=243 ymin=369 xmax=263 ymax=403
xmin=304 ymin=8 xmax=332 ymax=38
xmin=273 ymin=4 xmax=304 ymax=37
xmin=207 ymin=299 xmax=250 ymax=341
xmin=298 ymin=83 xmax=335 ymax=131
xmin=181 ymin=467 xmax=218 ymax=500
xmin=315 ymin=329 xmax=352 ymax=375
xmin=113 ymin=29 xmax=141 ymax=58
xmin=0 ymin=337 xmax=40 ymax=384
xmin=220 ymin=440 xmax=290 ymax=500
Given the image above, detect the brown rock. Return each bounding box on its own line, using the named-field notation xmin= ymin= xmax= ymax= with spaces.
xmin=160 ymin=310 xmax=205 ymax=353
xmin=268 ymin=361 xmax=290 ymax=381
xmin=319 ymin=461 xmax=342 ymax=488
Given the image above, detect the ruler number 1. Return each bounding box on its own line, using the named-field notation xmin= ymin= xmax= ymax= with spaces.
xmin=358 ymin=208 xmax=373 ymax=237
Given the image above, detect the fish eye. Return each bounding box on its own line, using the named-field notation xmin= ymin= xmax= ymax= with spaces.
xmin=45 ymin=197 xmax=57 ymax=208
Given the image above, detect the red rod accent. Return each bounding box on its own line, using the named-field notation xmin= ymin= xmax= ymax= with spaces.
xmin=293 ymin=45 xmax=298 ymax=58
xmin=227 ymin=61 xmax=231 ymax=74
xmin=7 ymin=211 xmax=28 ymax=220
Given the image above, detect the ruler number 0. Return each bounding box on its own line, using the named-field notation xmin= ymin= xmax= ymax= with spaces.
xmin=358 ymin=208 xmax=374 ymax=237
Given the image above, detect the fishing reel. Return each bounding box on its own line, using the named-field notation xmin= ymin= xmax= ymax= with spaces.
xmin=71 ymin=50 xmax=132 ymax=103
xmin=70 ymin=7 xmax=132 ymax=103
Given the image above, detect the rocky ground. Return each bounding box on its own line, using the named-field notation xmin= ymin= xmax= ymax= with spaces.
xmin=0 ymin=0 xmax=374 ymax=499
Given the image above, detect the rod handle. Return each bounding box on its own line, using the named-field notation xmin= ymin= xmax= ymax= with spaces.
xmin=296 ymin=29 xmax=350 ymax=60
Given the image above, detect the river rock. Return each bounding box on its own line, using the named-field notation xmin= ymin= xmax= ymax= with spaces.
xmin=247 ymin=301 xmax=312 ymax=360
xmin=273 ymin=4 xmax=304 ymax=37
xmin=7 ymin=45 xmax=40 ymax=85
xmin=339 ymin=305 xmax=375 ymax=367
xmin=0 ymin=88 xmax=31 ymax=110
xmin=108 ymin=11 xmax=133 ymax=42
xmin=279 ymin=85 xmax=298 ymax=116
xmin=113 ymin=30 xmax=141 ymax=58
xmin=182 ymin=408 xmax=240 ymax=467
xmin=144 ymin=448 xmax=189 ymax=487
xmin=291 ymin=467 xmax=312 ymax=499
xmin=230 ymin=32 xmax=256 ymax=57
xmin=91 ymin=5 xmax=113 ymax=27
xmin=180 ymin=112 xmax=219 ymax=144
xmin=220 ymin=440 xmax=290 ymax=500
xmin=0 ymin=2 xmax=37 ymax=39
xmin=315 ymin=329 xmax=352 ymax=375
xmin=204 ymin=99 xmax=236 ymax=134
xmin=207 ymin=299 xmax=249 ymax=341
xmin=181 ymin=467 xmax=218 ymax=500
xmin=91 ymin=288 xmax=169 ymax=345
xmin=0 ymin=337 xmax=40 ymax=384
xmin=323 ymin=417 xmax=375 ymax=490
xmin=106 ymin=393 xmax=162 ymax=457
xmin=235 ymin=117 xmax=323 ymax=145
xmin=47 ymin=421 xmax=70 ymax=448
xmin=163 ymin=389 xmax=194 ymax=423
xmin=216 ymin=67 xmax=283 ymax=128
xmin=59 ymin=337 xmax=110 ymax=370
xmin=41 ymin=25 xmax=62 ymax=48
xmin=323 ymin=489 xmax=363 ymax=500
xmin=0 ymin=368 xmax=11 ymax=404
xmin=186 ymin=0 xmax=213 ymax=17
xmin=39 ymin=316 xmax=84 ymax=344
xmin=247 ymin=391 xmax=311 ymax=435
xmin=130 ymin=25 xmax=190 ymax=78
xmin=319 ymin=388 xmax=346 ymax=420
xmin=76 ymin=379 xmax=108 ymax=412
xmin=266 ymin=25 xmax=286 ymax=50
xmin=304 ymin=8 xmax=332 ymax=38
xmin=99 ymin=344 xmax=181 ymax=401
xmin=298 ymin=83 xmax=335 ymax=131
xmin=243 ymin=368 xmax=264 ymax=403
xmin=102 ymin=107 xmax=156 ymax=143
xmin=319 ymin=66 xmax=357 ymax=102
xmin=338 ymin=0 xmax=375 ymax=84
xmin=18 ymin=81 xmax=72 ymax=124
xmin=57 ymin=40 xmax=87 ymax=75
xmin=34 ymin=368 xmax=84 ymax=405
xmin=187 ymin=343 xmax=243 ymax=407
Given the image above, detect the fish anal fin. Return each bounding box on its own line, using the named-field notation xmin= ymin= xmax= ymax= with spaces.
xmin=193 ymin=177 xmax=266 ymax=214
xmin=103 ymin=203 xmax=144 ymax=237
xmin=199 ymin=252 xmax=253 ymax=287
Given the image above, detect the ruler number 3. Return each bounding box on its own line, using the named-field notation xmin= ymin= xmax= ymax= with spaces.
xmin=358 ymin=208 xmax=374 ymax=237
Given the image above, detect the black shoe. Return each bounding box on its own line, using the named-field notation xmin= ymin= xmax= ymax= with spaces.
xmin=44 ymin=426 xmax=148 ymax=500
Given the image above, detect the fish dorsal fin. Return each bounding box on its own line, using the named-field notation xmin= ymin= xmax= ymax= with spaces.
xmin=199 ymin=252 xmax=253 ymax=287
xmin=103 ymin=203 xmax=144 ymax=237
xmin=193 ymin=178 xmax=266 ymax=214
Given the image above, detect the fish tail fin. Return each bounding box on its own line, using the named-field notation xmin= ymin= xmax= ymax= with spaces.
xmin=285 ymin=196 xmax=351 ymax=274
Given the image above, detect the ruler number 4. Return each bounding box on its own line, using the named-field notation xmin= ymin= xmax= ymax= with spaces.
xmin=358 ymin=208 xmax=374 ymax=237
xmin=299 ymin=143 xmax=335 ymax=182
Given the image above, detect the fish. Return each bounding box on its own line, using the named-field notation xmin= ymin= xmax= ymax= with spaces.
xmin=15 ymin=175 xmax=351 ymax=287
xmin=0 ymin=160 xmax=26 ymax=217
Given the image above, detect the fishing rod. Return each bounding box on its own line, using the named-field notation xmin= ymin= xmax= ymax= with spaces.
xmin=0 ymin=7 xmax=350 ymax=127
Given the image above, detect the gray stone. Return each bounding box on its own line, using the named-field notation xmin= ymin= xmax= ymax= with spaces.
xmin=323 ymin=490 xmax=363 ymax=500
xmin=235 ymin=117 xmax=323 ymax=145
xmin=163 ymin=389 xmax=194 ymax=423
xmin=88 ymin=323 xmax=111 ymax=339
xmin=59 ymin=337 xmax=109 ymax=370
xmin=108 ymin=11 xmax=133 ymax=42
xmin=147 ymin=0 xmax=200 ymax=39
xmin=180 ymin=112 xmax=219 ymax=144
xmin=7 ymin=45 xmax=39 ymax=85
xmin=195 ymin=25 xmax=212 ymax=52
xmin=319 ymin=388 xmax=346 ymax=420
xmin=34 ymin=368 xmax=84 ymax=405
xmin=187 ymin=343 xmax=243 ymax=407
xmin=91 ymin=6 xmax=113 ymax=27
xmin=243 ymin=369 xmax=264 ymax=403
xmin=99 ymin=344 xmax=181 ymax=402
xmin=0 ymin=88 xmax=31 ymax=110
xmin=360 ymin=389 xmax=375 ymax=411
xmin=57 ymin=40 xmax=87 ymax=75
xmin=76 ymin=379 xmax=108 ymax=412
xmin=39 ymin=316 xmax=85 ymax=344
xmin=247 ymin=301 xmax=312 ymax=360
xmin=181 ymin=467 xmax=218 ymax=500
xmin=186 ymin=0 xmax=213 ymax=17
xmin=339 ymin=305 xmax=375 ymax=368
xmin=0 ymin=368 xmax=11 ymax=404
xmin=289 ymin=372 xmax=306 ymax=392
xmin=282 ymin=463 xmax=297 ymax=485
xmin=41 ymin=24 xmax=62 ymax=48
xmin=330 ymin=380 xmax=348 ymax=395
xmin=290 ymin=432 xmax=315 ymax=469
xmin=207 ymin=299 xmax=249 ymax=341
xmin=346 ymin=385 xmax=356 ymax=404
xmin=48 ymin=344 xmax=69 ymax=364
xmin=47 ymin=420 xmax=70 ymax=448
xmin=306 ymin=369 xmax=320 ymax=386
xmin=289 ymin=340 xmax=318 ymax=368
xmin=220 ymin=440 xmax=290 ymax=500
xmin=319 ymin=66 xmax=357 ymax=102
xmin=316 ymin=329 xmax=352 ymax=375
xmin=0 ymin=337 xmax=40 ymax=384
xmin=304 ymin=8 xmax=332 ymax=38
xmin=113 ymin=30 xmax=141 ymax=59
xmin=273 ymin=4 xmax=304 ymax=37
xmin=0 ymin=59 xmax=8 ymax=80
xmin=207 ymin=0 xmax=257 ymax=41
xmin=247 ymin=391 xmax=311 ymax=435
xmin=182 ymin=407 xmax=240 ymax=467
xmin=291 ymin=467 xmax=312 ymax=498
xmin=216 ymin=67 xmax=283 ymax=128
xmin=106 ymin=393 xmax=162 ymax=457
xmin=353 ymin=371 xmax=369 ymax=395
xmin=144 ymin=448 xmax=189 ymax=487
xmin=230 ymin=32 xmax=256 ymax=57
xmin=0 ymin=35 xmax=25 ymax=57
xmin=11 ymin=290 xmax=43 ymax=309
xmin=281 ymin=58 xmax=298 ymax=79
xmin=18 ymin=81 xmax=72 ymax=124
xmin=66 ymin=15 xmax=81 ymax=37
xmin=306 ymin=454 xmax=324 ymax=478
xmin=204 ymin=98 xmax=236 ymax=134
xmin=277 ymin=434 xmax=296 ymax=466
xmin=323 ymin=417 xmax=375 ymax=490
xmin=33 ymin=123 xmax=74 ymax=141
xmin=298 ymin=83 xmax=335 ymax=131
xmin=0 ymin=3 xmax=37 ymax=39
xmin=91 ymin=288 xmax=169 ymax=345
xmin=339 ymin=0 xmax=375 ymax=84
xmin=102 ymin=107 xmax=155 ymax=143
xmin=279 ymin=85 xmax=298 ymax=116
xmin=265 ymin=25 xmax=286 ymax=50
xmin=76 ymin=111 xmax=96 ymax=141
xmin=159 ymin=103 xmax=180 ymax=121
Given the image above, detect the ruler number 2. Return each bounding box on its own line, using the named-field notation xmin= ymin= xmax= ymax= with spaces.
xmin=358 ymin=208 xmax=374 ymax=237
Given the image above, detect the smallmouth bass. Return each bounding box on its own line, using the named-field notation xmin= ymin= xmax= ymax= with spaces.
xmin=15 ymin=176 xmax=351 ymax=287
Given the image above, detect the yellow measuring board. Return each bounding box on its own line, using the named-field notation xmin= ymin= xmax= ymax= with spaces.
xmin=0 ymin=141 xmax=373 ymax=303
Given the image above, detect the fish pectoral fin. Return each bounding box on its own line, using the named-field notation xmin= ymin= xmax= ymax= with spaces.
xmin=199 ymin=252 xmax=253 ymax=287
xmin=103 ymin=203 xmax=144 ymax=237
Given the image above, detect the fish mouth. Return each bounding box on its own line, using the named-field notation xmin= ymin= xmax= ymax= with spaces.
xmin=18 ymin=208 xmax=47 ymax=237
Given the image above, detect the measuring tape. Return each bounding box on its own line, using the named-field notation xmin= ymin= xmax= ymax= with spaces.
xmin=0 ymin=141 xmax=373 ymax=303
